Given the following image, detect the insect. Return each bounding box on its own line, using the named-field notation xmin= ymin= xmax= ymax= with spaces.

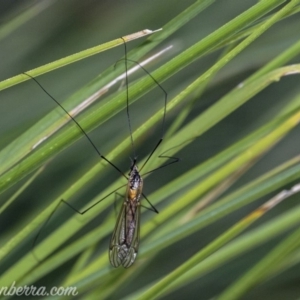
xmin=28 ymin=36 xmax=178 ymax=268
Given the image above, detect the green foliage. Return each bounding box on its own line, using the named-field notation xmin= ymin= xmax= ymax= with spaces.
xmin=1 ymin=1 xmax=300 ymax=299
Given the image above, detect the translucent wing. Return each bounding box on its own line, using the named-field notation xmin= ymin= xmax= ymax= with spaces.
xmin=109 ymin=200 xmax=141 ymax=268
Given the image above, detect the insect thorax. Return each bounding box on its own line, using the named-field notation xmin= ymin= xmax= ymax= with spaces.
xmin=127 ymin=165 xmax=143 ymax=201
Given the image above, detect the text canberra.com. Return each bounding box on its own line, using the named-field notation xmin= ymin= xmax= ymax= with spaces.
xmin=0 ymin=282 xmax=78 ymax=297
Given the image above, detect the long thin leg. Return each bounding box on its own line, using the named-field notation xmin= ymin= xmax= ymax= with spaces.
xmin=113 ymin=58 xmax=168 ymax=172
xmin=141 ymin=192 xmax=159 ymax=214
xmin=23 ymin=72 xmax=127 ymax=180
xmin=32 ymin=184 xmax=126 ymax=260
xmin=142 ymin=154 xmax=180 ymax=175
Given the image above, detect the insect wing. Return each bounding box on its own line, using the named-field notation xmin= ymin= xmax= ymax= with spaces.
xmin=122 ymin=202 xmax=141 ymax=268
xmin=109 ymin=200 xmax=141 ymax=268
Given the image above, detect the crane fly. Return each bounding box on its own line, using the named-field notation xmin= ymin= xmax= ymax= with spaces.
xmin=109 ymin=160 xmax=143 ymax=267
xmin=28 ymin=33 xmax=177 ymax=268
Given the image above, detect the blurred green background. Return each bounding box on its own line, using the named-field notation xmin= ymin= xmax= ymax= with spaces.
xmin=1 ymin=1 xmax=300 ymax=299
